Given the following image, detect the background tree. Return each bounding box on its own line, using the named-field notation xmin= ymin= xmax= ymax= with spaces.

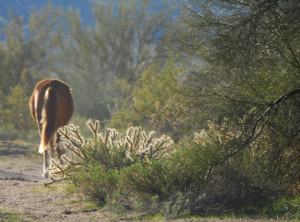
xmin=0 ymin=3 xmax=62 ymax=93
xmin=110 ymin=60 xmax=188 ymax=141
xmin=53 ymin=0 xmax=171 ymax=121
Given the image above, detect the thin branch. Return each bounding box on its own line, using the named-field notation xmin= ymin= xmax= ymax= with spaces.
xmin=213 ymin=92 xmax=265 ymax=106
xmin=283 ymin=33 xmax=300 ymax=68
xmin=224 ymin=88 xmax=300 ymax=161
xmin=43 ymin=177 xmax=67 ymax=186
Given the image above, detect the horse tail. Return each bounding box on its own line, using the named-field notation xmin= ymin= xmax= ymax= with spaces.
xmin=39 ymin=86 xmax=57 ymax=153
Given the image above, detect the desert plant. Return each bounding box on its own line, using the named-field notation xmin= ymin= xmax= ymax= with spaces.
xmin=165 ymin=120 xmax=288 ymax=215
xmin=47 ymin=120 xmax=174 ymax=203
xmin=56 ymin=120 xmax=174 ymax=166
xmin=260 ymin=195 xmax=300 ymax=220
xmin=121 ymin=159 xmax=171 ymax=199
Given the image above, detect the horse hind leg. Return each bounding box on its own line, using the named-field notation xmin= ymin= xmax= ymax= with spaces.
xmin=55 ymin=145 xmax=63 ymax=166
xmin=41 ymin=133 xmax=55 ymax=178
xmin=43 ymin=148 xmax=50 ymax=178
xmin=55 ymin=132 xmax=64 ymax=165
xmin=44 ymin=141 xmax=57 ymax=178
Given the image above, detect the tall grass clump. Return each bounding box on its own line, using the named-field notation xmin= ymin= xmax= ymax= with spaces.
xmin=49 ymin=120 xmax=174 ymax=204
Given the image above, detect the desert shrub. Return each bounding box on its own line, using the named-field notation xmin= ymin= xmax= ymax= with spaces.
xmin=160 ymin=192 xmax=191 ymax=219
xmin=49 ymin=120 xmax=174 ymax=204
xmin=121 ymin=159 xmax=171 ymax=199
xmin=70 ymin=161 xmax=120 ymax=204
xmin=162 ymin=120 xmax=286 ymax=215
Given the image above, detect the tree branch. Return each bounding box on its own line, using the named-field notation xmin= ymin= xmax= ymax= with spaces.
xmin=224 ymin=88 xmax=300 ymax=161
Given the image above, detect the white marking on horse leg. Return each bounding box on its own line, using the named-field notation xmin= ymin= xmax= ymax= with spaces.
xmin=43 ymin=164 xmax=49 ymax=178
xmin=39 ymin=143 xmax=44 ymax=153
xmin=42 ymin=148 xmax=50 ymax=178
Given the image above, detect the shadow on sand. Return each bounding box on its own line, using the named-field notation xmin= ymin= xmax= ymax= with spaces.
xmin=0 ymin=141 xmax=31 ymax=156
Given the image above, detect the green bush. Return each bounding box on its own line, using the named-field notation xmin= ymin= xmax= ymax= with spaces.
xmin=157 ymin=121 xmax=286 ymax=215
xmin=50 ymin=120 xmax=174 ymax=204
xmin=261 ymin=195 xmax=300 ymax=220
xmin=121 ymin=159 xmax=171 ymax=199
xmin=70 ymin=161 xmax=119 ymax=204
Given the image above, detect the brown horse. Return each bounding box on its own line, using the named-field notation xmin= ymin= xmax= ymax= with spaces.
xmin=30 ymin=79 xmax=74 ymax=178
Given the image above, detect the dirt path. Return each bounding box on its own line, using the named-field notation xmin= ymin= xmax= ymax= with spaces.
xmin=0 ymin=140 xmax=118 ymax=221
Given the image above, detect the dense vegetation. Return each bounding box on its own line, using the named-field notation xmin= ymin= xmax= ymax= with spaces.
xmin=0 ymin=0 xmax=299 ymax=219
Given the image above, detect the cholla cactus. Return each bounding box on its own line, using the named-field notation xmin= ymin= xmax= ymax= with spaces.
xmin=85 ymin=120 xmax=174 ymax=162
xmin=193 ymin=129 xmax=211 ymax=146
xmin=193 ymin=121 xmax=222 ymax=146
xmin=47 ymin=120 xmax=174 ymax=182
xmin=193 ymin=120 xmax=241 ymax=147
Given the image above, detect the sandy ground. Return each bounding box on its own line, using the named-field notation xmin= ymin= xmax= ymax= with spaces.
xmin=0 ymin=140 xmax=277 ymax=222
xmin=0 ymin=140 xmax=119 ymax=221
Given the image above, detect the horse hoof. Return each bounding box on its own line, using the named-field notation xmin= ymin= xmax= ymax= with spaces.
xmin=43 ymin=172 xmax=49 ymax=178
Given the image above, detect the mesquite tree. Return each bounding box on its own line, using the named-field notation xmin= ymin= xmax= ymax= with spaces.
xmin=167 ymin=0 xmax=300 ymax=191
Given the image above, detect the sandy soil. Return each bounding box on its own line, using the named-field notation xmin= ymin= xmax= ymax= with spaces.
xmin=0 ymin=140 xmax=276 ymax=222
xmin=0 ymin=140 xmax=119 ymax=221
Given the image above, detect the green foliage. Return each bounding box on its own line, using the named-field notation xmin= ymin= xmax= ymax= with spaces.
xmin=0 ymin=3 xmax=61 ymax=93
xmin=121 ymin=160 xmax=171 ymax=199
xmin=71 ymin=162 xmax=120 ymax=204
xmin=261 ymin=195 xmax=300 ymax=220
xmin=0 ymin=126 xmax=19 ymax=141
xmin=49 ymin=120 xmax=174 ymax=204
xmin=111 ymin=61 xmax=188 ymax=140
xmin=5 ymin=85 xmax=34 ymax=131
xmin=160 ymin=192 xmax=190 ymax=219
xmin=47 ymin=118 xmax=298 ymax=219
xmin=166 ymin=0 xmax=300 ymax=199
xmin=155 ymin=120 xmax=286 ymax=215
xmin=170 ymin=0 xmax=300 ymax=124
xmin=0 ymin=85 xmax=35 ymax=139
